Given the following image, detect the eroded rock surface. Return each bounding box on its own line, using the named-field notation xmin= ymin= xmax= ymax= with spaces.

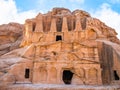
xmin=0 ymin=23 xmax=23 ymax=56
xmin=0 ymin=8 xmax=120 ymax=90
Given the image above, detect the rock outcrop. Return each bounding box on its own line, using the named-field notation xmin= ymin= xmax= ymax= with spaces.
xmin=0 ymin=23 xmax=23 ymax=56
xmin=0 ymin=8 xmax=120 ymax=90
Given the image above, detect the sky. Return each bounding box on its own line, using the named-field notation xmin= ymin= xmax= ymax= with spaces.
xmin=0 ymin=0 xmax=120 ymax=38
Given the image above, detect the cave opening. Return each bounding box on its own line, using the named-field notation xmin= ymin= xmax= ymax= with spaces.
xmin=62 ymin=70 xmax=73 ymax=84
xmin=114 ymin=70 xmax=119 ymax=80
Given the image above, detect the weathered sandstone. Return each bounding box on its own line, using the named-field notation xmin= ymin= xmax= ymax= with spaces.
xmin=0 ymin=8 xmax=120 ymax=90
xmin=0 ymin=23 xmax=23 ymax=56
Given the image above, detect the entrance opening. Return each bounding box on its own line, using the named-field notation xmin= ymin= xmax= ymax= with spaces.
xmin=32 ymin=23 xmax=36 ymax=32
xmin=25 ymin=69 xmax=30 ymax=78
xmin=56 ymin=35 xmax=62 ymax=41
xmin=62 ymin=70 xmax=73 ymax=84
xmin=114 ymin=70 xmax=119 ymax=80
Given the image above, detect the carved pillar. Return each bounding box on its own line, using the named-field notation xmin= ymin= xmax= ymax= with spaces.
xmin=62 ymin=17 xmax=69 ymax=41
xmin=24 ymin=21 xmax=33 ymax=44
xmin=73 ymin=16 xmax=82 ymax=41
xmin=50 ymin=18 xmax=57 ymax=32
xmin=35 ymin=14 xmax=43 ymax=32
xmin=47 ymin=67 xmax=57 ymax=84
xmin=97 ymin=68 xmax=102 ymax=85
xmin=32 ymin=63 xmax=39 ymax=83
xmin=57 ymin=68 xmax=63 ymax=84
xmin=84 ymin=68 xmax=89 ymax=85
xmin=46 ymin=66 xmax=50 ymax=83
xmin=75 ymin=16 xmax=82 ymax=31
xmin=62 ymin=17 xmax=68 ymax=32
xmin=25 ymin=21 xmax=33 ymax=32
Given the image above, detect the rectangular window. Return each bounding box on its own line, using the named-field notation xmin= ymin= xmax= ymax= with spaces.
xmin=56 ymin=35 xmax=62 ymax=41
xmin=32 ymin=24 xmax=36 ymax=32
xmin=114 ymin=70 xmax=119 ymax=80
xmin=25 ymin=69 xmax=30 ymax=78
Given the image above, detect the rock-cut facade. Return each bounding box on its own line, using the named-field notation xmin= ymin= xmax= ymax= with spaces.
xmin=0 ymin=8 xmax=120 ymax=86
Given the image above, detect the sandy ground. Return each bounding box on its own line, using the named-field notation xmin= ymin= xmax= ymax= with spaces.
xmin=5 ymin=84 xmax=120 ymax=90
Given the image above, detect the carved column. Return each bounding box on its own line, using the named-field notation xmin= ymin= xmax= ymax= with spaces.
xmin=73 ymin=16 xmax=82 ymax=41
xmin=75 ymin=16 xmax=82 ymax=31
xmin=84 ymin=68 xmax=89 ymax=85
xmin=57 ymin=68 xmax=63 ymax=84
xmin=50 ymin=18 xmax=57 ymax=32
xmin=35 ymin=14 xmax=43 ymax=32
xmin=97 ymin=68 xmax=102 ymax=85
xmin=25 ymin=20 xmax=33 ymax=32
xmin=24 ymin=20 xmax=33 ymax=44
xmin=62 ymin=17 xmax=68 ymax=32
xmin=62 ymin=17 xmax=69 ymax=41
xmin=32 ymin=62 xmax=39 ymax=83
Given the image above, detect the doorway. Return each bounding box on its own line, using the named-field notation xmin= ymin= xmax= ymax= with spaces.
xmin=114 ymin=70 xmax=119 ymax=80
xmin=62 ymin=70 xmax=73 ymax=84
xmin=25 ymin=69 xmax=30 ymax=78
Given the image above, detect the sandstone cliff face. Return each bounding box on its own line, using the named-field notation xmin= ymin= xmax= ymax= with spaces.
xmin=0 ymin=23 xmax=23 ymax=56
xmin=0 ymin=8 xmax=120 ymax=90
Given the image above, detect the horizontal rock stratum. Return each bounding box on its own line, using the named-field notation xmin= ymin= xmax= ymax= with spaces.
xmin=0 ymin=8 xmax=120 ymax=90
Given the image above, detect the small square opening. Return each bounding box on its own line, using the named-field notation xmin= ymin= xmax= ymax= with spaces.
xmin=56 ymin=35 xmax=62 ymax=41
